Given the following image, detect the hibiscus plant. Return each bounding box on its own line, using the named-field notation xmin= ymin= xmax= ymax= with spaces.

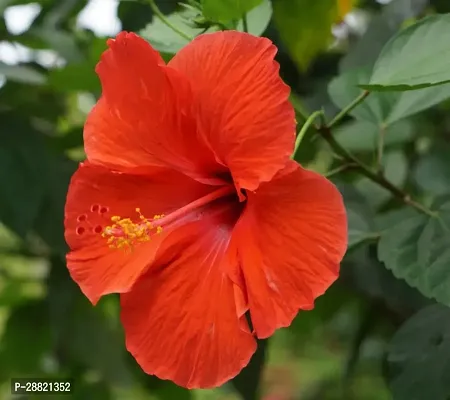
xmin=1 ymin=1 xmax=450 ymax=400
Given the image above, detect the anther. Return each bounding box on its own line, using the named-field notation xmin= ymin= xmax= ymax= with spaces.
xmin=102 ymin=208 xmax=164 ymax=251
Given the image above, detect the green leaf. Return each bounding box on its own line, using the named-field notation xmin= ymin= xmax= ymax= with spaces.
xmin=235 ymin=0 xmax=272 ymax=36
xmin=273 ymin=0 xmax=342 ymax=71
xmin=202 ymin=0 xmax=263 ymax=22
xmin=329 ymin=67 xmax=397 ymax=123
xmin=414 ymin=145 xmax=450 ymax=196
xmin=385 ymin=83 xmax=450 ymax=124
xmin=287 ymin=284 xmax=354 ymax=342
xmin=49 ymin=64 xmax=100 ymax=93
xmin=329 ymin=66 xmax=450 ymax=126
xmin=357 ymin=151 xmax=408 ymax=208
xmin=338 ymin=184 xmax=378 ymax=248
xmin=386 ymin=304 xmax=450 ymax=400
xmin=231 ymin=339 xmax=267 ymax=400
xmin=334 ymin=119 xmax=414 ymax=152
xmin=139 ymin=1 xmax=268 ymax=59
xmin=0 ymin=300 xmax=51 ymax=377
xmin=0 ymin=113 xmax=50 ymax=236
xmin=140 ymin=9 xmax=204 ymax=54
xmin=119 ymin=0 xmax=179 ymax=31
xmin=340 ymin=0 xmax=429 ymax=72
xmin=347 ymin=206 xmax=376 ymax=248
xmin=378 ymin=198 xmax=450 ymax=306
xmin=375 ymin=207 xmax=422 ymax=231
xmin=362 ymin=14 xmax=450 ymax=91
xmin=0 ymin=62 xmax=46 ymax=85
xmin=343 ymin=245 xmax=430 ymax=315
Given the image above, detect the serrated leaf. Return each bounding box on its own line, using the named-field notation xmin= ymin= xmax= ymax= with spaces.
xmin=202 ymin=0 xmax=263 ymax=22
xmin=378 ymin=198 xmax=450 ymax=306
xmin=386 ymin=304 xmax=450 ymax=400
xmin=343 ymin=245 xmax=430 ymax=314
xmin=363 ymin=14 xmax=450 ymax=91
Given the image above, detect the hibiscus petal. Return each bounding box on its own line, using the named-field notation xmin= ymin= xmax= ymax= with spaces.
xmin=233 ymin=163 xmax=347 ymax=338
xmin=120 ymin=207 xmax=256 ymax=389
xmin=64 ymin=162 xmax=215 ymax=304
xmin=168 ymin=31 xmax=296 ymax=192
xmin=85 ymin=32 xmax=223 ymax=183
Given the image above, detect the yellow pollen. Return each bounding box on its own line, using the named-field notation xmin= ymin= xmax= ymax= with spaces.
xmin=101 ymin=208 xmax=164 ymax=251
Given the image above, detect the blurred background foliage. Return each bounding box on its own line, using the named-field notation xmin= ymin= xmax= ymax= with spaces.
xmin=0 ymin=0 xmax=450 ymax=399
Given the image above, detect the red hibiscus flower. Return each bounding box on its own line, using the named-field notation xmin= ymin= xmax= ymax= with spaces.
xmin=64 ymin=30 xmax=347 ymax=389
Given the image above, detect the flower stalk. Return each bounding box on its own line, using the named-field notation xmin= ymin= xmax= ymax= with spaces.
xmin=327 ymin=90 xmax=370 ymax=129
xmin=292 ymin=110 xmax=323 ymax=159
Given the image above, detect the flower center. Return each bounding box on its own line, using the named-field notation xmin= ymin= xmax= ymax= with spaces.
xmin=102 ymin=208 xmax=164 ymax=250
xmin=100 ymin=185 xmax=235 ymax=252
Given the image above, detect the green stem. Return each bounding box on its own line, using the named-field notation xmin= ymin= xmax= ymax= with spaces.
xmin=292 ymin=110 xmax=323 ymax=159
xmin=147 ymin=0 xmax=193 ymax=41
xmin=327 ymin=90 xmax=370 ymax=129
xmin=318 ymin=126 xmax=437 ymax=218
xmin=325 ymin=163 xmax=357 ymax=177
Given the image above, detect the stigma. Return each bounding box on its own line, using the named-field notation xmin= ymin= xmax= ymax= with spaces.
xmin=101 ymin=208 xmax=164 ymax=251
